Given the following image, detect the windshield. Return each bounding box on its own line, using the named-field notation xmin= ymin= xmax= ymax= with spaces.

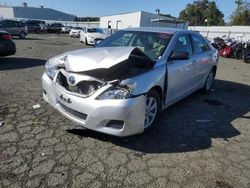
xmin=87 ymin=28 xmax=103 ymax=33
xmin=97 ymin=30 xmax=173 ymax=60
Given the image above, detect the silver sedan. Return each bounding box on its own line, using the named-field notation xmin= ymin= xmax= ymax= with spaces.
xmin=42 ymin=27 xmax=219 ymax=136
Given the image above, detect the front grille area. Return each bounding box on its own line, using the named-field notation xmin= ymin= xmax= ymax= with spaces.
xmin=56 ymin=71 xmax=103 ymax=97
xmin=59 ymin=102 xmax=87 ymax=120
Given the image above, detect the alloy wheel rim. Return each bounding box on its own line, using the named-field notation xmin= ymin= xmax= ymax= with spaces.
xmin=206 ymin=72 xmax=214 ymax=90
xmin=144 ymin=97 xmax=157 ymax=128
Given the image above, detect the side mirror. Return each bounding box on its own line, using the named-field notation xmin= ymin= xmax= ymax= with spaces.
xmin=169 ymin=51 xmax=189 ymax=61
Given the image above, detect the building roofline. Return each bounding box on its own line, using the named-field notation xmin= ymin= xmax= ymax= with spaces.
xmin=101 ymin=10 xmax=182 ymax=22
xmin=101 ymin=10 xmax=168 ymax=18
xmin=101 ymin=11 xmax=142 ymax=17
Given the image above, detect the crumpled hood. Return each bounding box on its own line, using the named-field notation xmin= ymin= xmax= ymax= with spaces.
xmin=50 ymin=47 xmax=141 ymax=72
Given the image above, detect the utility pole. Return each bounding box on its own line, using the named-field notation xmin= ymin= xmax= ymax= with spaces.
xmin=155 ymin=8 xmax=160 ymax=15
xmin=235 ymin=0 xmax=243 ymax=12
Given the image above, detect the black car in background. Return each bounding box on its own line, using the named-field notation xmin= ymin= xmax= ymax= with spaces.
xmin=47 ymin=23 xmax=64 ymax=33
xmin=25 ymin=20 xmax=46 ymax=33
xmin=0 ymin=30 xmax=16 ymax=57
xmin=0 ymin=20 xmax=28 ymax=39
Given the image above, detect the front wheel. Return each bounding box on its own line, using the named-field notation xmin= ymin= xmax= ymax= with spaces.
xmin=201 ymin=69 xmax=215 ymax=93
xmin=144 ymin=90 xmax=161 ymax=130
xmin=85 ymin=37 xmax=88 ymax=45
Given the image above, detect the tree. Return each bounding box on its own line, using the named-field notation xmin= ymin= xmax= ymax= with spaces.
xmin=229 ymin=1 xmax=250 ymax=25
xmin=204 ymin=2 xmax=225 ymax=26
xmin=179 ymin=0 xmax=225 ymax=26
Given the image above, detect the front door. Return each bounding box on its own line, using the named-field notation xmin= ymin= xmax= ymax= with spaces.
xmin=165 ymin=34 xmax=196 ymax=106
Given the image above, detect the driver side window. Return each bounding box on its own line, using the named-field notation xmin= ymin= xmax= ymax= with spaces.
xmin=173 ymin=35 xmax=192 ymax=56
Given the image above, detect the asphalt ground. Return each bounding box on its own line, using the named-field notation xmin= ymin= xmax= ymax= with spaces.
xmin=0 ymin=33 xmax=250 ymax=187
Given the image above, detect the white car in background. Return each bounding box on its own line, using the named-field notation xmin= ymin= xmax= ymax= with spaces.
xmin=80 ymin=27 xmax=108 ymax=45
xmin=69 ymin=27 xmax=82 ymax=37
xmin=62 ymin=26 xmax=72 ymax=33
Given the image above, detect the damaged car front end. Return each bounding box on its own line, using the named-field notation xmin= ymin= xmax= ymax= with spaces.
xmin=42 ymin=46 xmax=161 ymax=136
xmin=43 ymin=28 xmax=218 ymax=136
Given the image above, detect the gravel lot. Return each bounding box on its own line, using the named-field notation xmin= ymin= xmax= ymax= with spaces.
xmin=0 ymin=33 xmax=250 ymax=188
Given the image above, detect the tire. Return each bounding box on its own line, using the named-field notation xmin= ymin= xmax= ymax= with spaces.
xmin=144 ymin=89 xmax=161 ymax=130
xmin=201 ymin=69 xmax=215 ymax=93
xmin=80 ymin=37 xmax=83 ymax=43
xmin=19 ymin=32 xmax=25 ymax=39
xmin=85 ymin=37 xmax=88 ymax=45
xmin=243 ymin=54 xmax=250 ymax=63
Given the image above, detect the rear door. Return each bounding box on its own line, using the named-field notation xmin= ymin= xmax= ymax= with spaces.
xmin=8 ymin=21 xmax=19 ymax=35
xmin=190 ymin=34 xmax=212 ymax=87
xmin=166 ymin=34 xmax=195 ymax=106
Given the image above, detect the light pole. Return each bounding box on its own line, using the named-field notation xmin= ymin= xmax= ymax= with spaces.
xmin=155 ymin=8 xmax=160 ymax=15
xmin=204 ymin=19 xmax=208 ymax=26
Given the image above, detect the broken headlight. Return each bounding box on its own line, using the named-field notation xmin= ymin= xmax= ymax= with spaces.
xmin=45 ymin=60 xmax=57 ymax=79
xmin=97 ymin=87 xmax=131 ymax=100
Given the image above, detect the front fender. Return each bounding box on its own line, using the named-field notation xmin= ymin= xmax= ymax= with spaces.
xmin=121 ymin=64 xmax=166 ymax=96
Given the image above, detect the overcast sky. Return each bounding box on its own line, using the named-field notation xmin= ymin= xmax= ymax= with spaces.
xmin=2 ymin=0 xmax=238 ymax=20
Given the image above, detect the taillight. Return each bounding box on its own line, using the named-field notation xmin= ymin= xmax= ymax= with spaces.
xmin=2 ymin=34 xmax=12 ymax=40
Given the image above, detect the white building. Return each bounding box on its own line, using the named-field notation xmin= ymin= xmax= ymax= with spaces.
xmin=100 ymin=11 xmax=188 ymax=30
xmin=0 ymin=4 xmax=75 ymax=21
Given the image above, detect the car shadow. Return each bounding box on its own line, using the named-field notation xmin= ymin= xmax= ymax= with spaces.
xmin=0 ymin=57 xmax=46 ymax=70
xmin=67 ymin=79 xmax=250 ymax=154
xmin=12 ymin=37 xmax=44 ymax=41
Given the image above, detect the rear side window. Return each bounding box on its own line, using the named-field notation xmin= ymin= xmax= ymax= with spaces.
xmin=18 ymin=22 xmax=25 ymax=27
xmin=173 ymin=34 xmax=192 ymax=56
xmin=203 ymin=39 xmax=211 ymax=51
xmin=8 ymin=21 xmax=18 ymax=27
xmin=0 ymin=21 xmax=5 ymax=27
xmin=191 ymin=34 xmax=209 ymax=54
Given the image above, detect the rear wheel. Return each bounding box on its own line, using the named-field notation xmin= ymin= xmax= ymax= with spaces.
xmin=19 ymin=32 xmax=25 ymax=39
xmin=243 ymin=54 xmax=250 ymax=63
xmin=144 ymin=90 xmax=161 ymax=130
xmin=201 ymin=69 xmax=215 ymax=93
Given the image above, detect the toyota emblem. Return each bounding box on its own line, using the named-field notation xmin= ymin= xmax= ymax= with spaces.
xmin=68 ymin=76 xmax=76 ymax=85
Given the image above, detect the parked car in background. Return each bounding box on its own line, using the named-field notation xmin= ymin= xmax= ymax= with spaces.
xmin=26 ymin=20 xmax=46 ymax=33
xmin=0 ymin=30 xmax=16 ymax=57
xmin=69 ymin=27 xmax=82 ymax=37
xmin=0 ymin=20 xmax=28 ymax=39
xmin=80 ymin=27 xmax=108 ymax=45
xmin=47 ymin=23 xmax=64 ymax=33
xmin=61 ymin=26 xmax=72 ymax=33
xmin=42 ymin=27 xmax=219 ymax=136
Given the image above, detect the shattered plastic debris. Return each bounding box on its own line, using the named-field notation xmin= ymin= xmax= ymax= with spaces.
xmin=27 ymin=46 xmax=33 ymax=49
xmin=195 ymin=119 xmax=211 ymax=123
xmin=32 ymin=104 xmax=41 ymax=109
xmin=0 ymin=121 xmax=3 ymax=127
